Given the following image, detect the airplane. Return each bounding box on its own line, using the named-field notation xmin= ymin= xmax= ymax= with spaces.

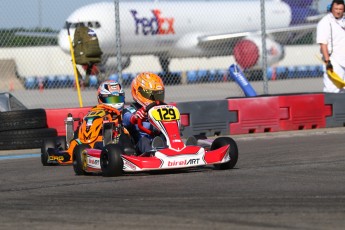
xmin=57 ymin=0 xmax=321 ymax=73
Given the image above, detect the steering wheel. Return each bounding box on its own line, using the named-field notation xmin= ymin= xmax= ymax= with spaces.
xmin=137 ymin=101 xmax=166 ymax=136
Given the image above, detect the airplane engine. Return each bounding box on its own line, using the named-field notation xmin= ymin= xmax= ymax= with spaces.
xmin=233 ymin=36 xmax=285 ymax=69
xmin=170 ymin=33 xmax=203 ymax=57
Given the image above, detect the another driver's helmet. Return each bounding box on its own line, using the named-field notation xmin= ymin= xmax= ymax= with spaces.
xmin=97 ymin=80 xmax=125 ymax=111
xmin=131 ymin=72 xmax=165 ymax=107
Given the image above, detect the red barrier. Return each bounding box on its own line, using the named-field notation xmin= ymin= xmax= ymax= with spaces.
xmin=228 ymin=96 xmax=283 ymax=134
xmin=45 ymin=107 xmax=92 ymax=136
xmin=45 ymin=103 xmax=177 ymax=136
xmin=279 ymin=94 xmax=332 ymax=130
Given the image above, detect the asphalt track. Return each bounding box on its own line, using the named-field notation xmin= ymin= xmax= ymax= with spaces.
xmin=1 ymin=128 xmax=345 ymax=230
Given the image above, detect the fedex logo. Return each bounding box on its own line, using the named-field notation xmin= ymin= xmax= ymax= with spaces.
xmin=130 ymin=9 xmax=175 ymax=35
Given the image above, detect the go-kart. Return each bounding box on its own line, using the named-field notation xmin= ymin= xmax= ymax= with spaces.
xmin=73 ymin=102 xmax=238 ymax=176
xmin=41 ymin=105 xmax=132 ymax=166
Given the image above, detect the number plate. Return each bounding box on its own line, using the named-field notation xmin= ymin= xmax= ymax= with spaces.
xmin=150 ymin=105 xmax=180 ymax=121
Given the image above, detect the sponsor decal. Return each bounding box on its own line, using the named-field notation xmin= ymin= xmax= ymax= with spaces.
xmin=123 ymin=159 xmax=137 ymax=170
xmin=167 ymin=158 xmax=200 ymax=167
xmin=49 ymin=156 xmax=64 ymax=161
xmin=130 ymin=9 xmax=175 ymax=35
xmin=172 ymin=139 xmax=182 ymax=143
xmin=233 ymin=72 xmax=248 ymax=86
xmin=87 ymin=29 xmax=97 ymax=40
xmin=87 ymin=156 xmax=100 ymax=168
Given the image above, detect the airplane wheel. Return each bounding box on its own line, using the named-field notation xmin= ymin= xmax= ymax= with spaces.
xmin=211 ymin=137 xmax=238 ymax=170
xmin=73 ymin=144 xmax=91 ymax=175
xmin=100 ymin=144 xmax=124 ymax=177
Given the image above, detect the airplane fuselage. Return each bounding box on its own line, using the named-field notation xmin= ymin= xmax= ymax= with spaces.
xmin=59 ymin=1 xmax=291 ymax=57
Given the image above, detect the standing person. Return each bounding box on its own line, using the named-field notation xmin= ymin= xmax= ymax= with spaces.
xmin=317 ymin=0 xmax=345 ymax=93
xmin=122 ymin=72 xmax=165 ymax=155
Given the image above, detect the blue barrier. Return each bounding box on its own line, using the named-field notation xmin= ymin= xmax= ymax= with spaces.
xmin=89 ymin=75 xmax=98 ymax=88
xmin=187 ymin=70 xmax=198 ymax=83
xmin=24 ymin=76 xmax=38 ymax=89
xmin=21 ymin=64 xmax=324 ymax=90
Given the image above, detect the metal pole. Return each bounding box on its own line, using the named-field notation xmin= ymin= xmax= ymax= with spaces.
xmin=38 ymin=0 xmax=42 ymax=28
xmin=260 ymin=0 xmax=268 ymax=94
xmin=114 ymin=0 xmax=122 ymax=85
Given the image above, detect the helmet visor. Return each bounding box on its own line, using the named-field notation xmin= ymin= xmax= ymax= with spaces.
xmin=138 ymin=87 xmax=164 ymax=102
xmin=101 ymin=94 xmax=125 ymax=104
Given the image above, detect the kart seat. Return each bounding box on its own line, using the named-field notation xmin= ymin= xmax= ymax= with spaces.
xmin=185 ymin=136 xmax=197 ymax=146
xmin=152 ymin=136 xmax=165 ymax=149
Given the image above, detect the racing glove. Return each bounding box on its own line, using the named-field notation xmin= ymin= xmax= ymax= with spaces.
xmin=130 ymin=107 xmax=146 ymax=124
xmin=326 ymin=60 xmax=333 ymax=72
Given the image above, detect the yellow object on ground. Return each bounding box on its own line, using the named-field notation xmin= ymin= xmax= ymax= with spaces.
xmin=327 ymin=70 xmax=345 ymax=89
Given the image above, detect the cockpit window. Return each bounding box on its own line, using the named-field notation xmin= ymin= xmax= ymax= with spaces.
xmin=64 ymin=21 xmax=101 ymax=29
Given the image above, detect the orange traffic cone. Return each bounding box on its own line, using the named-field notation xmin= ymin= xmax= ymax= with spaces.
xmin=38 ymin=80 xmax=44 ymax=93
xmin=9 ymin=80 xmax=14 ymax=91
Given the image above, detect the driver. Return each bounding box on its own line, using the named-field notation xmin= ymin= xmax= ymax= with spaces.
xmin=122 ymin=72 xmax=165 ymax=155
xmin=97 ymin=80 xmax=125 ymax=112
xmin=76 ymin=80 xmax=127 ymax=149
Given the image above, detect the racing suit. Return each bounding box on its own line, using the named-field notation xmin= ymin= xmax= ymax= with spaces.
xmin=122 ymin=103 xmax=162 ymax=154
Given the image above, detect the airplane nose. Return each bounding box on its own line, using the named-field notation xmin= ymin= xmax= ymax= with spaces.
xmin=58 ymin=29 xmax=71 ymax=53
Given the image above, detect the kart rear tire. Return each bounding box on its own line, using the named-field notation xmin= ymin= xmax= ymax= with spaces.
xmin=100 ymin=144 xmax=124 ymax=177
xmin=73 ymin=144 xmax=91 ymax=175
xmin=211 ymin=137 xmax=238 ymax=170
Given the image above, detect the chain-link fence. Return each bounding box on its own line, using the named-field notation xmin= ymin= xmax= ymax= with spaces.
xmin=0 ymin=0 xmax=326 ymax=109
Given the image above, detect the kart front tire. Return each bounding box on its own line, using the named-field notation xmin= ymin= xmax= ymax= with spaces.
xmin=100 ymin=144 xmax=124 ymax=177
xmin=211 ymin=137 xmax=238 ymax=170
xmin=41 ymin=137 xmax=57 ymax=166
xmin=41 ymin=151 xmax=57 ymax=166
xmin=73 ymin=144 xmax=91 ymax=175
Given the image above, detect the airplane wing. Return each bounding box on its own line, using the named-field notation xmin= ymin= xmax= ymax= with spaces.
xmin=195 ymin=21 xmax=318 ymax=69
xmin=198 ymin=23 xmax=317 ymax=47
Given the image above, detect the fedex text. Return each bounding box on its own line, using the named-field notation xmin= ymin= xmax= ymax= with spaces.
xmin=130 ymin=9 xmax=175 ymax=35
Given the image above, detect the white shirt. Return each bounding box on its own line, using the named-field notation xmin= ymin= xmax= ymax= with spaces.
xmin=317 ymin=13 xmax=345 ymax=67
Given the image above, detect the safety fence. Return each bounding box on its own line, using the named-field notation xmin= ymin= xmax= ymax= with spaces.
xmin=0 ymin=1 xmax=327 ymax=109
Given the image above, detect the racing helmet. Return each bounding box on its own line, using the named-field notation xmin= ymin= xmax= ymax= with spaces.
xmin=97 ymin=80 xmax=125 ymax=110
xmin=131 ymin=72 xmax=165 ymax=107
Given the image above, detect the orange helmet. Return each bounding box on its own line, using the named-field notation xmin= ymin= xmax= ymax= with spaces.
xmin=131 ymin=72 xmax=165 ymax=107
